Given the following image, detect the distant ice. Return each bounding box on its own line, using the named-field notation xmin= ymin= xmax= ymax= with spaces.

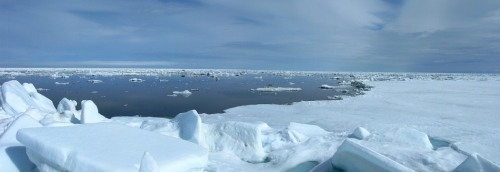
xmin=54 ymin=82 xmax=69 ymax=85
xmin=251 ymin=87 xmax=302 ymax=92
xmin=129 ymin=78 xmax=145 ymax=82
xmin=87 ymin=79 xmax=103 ymax=83
xmin=173 ymin=90 xmax=192 ymax=97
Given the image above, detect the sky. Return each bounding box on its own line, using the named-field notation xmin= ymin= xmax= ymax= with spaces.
xmin=1 ymin=0 xmax=500 ymax=73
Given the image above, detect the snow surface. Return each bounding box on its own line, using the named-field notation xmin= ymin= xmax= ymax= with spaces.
xmin=0 ymin=114 xmax=42 ymax=172
xmin=202 ymin=80 xmax=500 ymax=165
xmin=17 ymin=123 xmax=208 ymax=172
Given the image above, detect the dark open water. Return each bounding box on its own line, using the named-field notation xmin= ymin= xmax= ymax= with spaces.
xmin=1 ymin=74 xmax=356 ymax=118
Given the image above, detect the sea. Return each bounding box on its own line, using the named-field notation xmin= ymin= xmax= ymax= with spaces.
xmin=1 ymin=70 xmax=359 ymax=118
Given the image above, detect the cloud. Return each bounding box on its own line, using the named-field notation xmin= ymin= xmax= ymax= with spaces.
xmin=0 ymin=0 xmax=500 ymax=72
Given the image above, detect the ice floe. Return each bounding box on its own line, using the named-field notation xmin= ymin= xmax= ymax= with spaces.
xmin=173 ymin=90 xmax=192 ymax=97
xmin=54 ymin=82 xmax=69 ymax=85
xmin=129 ymin=78 xmax=145 ymax=82
xmin=251 ymin=87 xmax=302 ymax=92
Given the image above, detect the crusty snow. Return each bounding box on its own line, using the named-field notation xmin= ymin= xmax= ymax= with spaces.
xmin=0 ymin=70 xmax=499 ymax=172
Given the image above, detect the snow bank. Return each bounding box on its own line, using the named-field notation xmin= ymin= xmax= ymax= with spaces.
xmin=251 ymin=87 xmax=302 ymax=92
xmin=0 ymin=114 xmax=42 ymax=172
xmin=203 ymin=121 xmax=267 ymax=163
xmin=320 ymin=84 xmax=334 ymax=89
xmin=331 ymin=139 xmax=415 ymax=172
xmin=17 ymin=123 xmax=208 ymax=172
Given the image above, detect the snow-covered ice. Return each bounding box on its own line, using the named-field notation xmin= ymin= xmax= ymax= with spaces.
xmin=350 ymin=126 xmax=370 ymax=140
xmin=17 ymin=123 xmax=209 ymax=172
xmin=80 ymin=100 xmax=107 ymax=124
xmin=331 ymin=139 xmax=415 ymax=171
xmin=1 ymin=80 xmax=56 ymax=115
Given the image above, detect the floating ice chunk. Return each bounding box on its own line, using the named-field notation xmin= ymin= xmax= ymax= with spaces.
xmin=350 ymin=127 xmax=370 ymax=140
xmin=287 ymin=122 xmax=329 ymax=136
xmin=331 ymin=139 xmax=415 ymax=172
xmin=87 ymin=79 xmax=103 ymax=83
xmin=17 ymin=123 xmax=208 ymax=172
xmin=129 ymin=78 xmax=145 ymax=82
xmin=80 ymin=100 xmax=107 ymax=124
xmin=370 ymin=128 xmax=433 ymax=150
xmin=0 ymin=114 xmax=42 ymax=172
xmin=338 ymin=81 xmax=350 ymax=85
xmin=54 ymin=82 xmax=69 ymax=85
xmin=170 ymin=110 xmax=202 ymax=144
xmin=139 ymin=152 xmax=159 ymax=172
xmin=173 ymin=90 xmax=192 ymax=97
xmin=203 ymin=121 xmax=267 ymax=163
xmin=251 ymin=87 xmax=302 ymax=92
xmin=173 ymin=90 xmax=192 ymax=95
xmin=453 ymin=153 xmax=500 ymax=172
xmin=320 ymin=84 xmax=334 ymax=89
xmin=36 ymin=88 xmax=49 ymax=91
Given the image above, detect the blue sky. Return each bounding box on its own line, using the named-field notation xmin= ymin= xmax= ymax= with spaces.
xmin=1 ymin=0 xmax=500 ymax=72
